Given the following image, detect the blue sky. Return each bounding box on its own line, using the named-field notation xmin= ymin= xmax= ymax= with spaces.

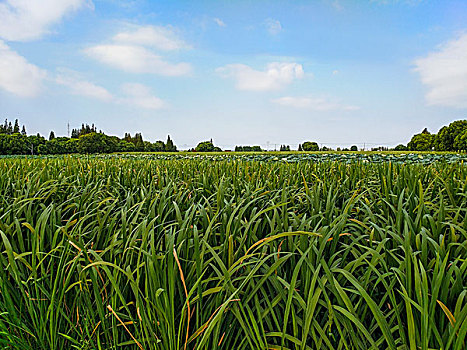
xmin=0 ymin=0 xmax=466 ymax=150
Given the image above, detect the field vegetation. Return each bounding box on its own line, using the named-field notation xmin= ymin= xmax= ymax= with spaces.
xmin=0 ymin=157 xmax=466 ymax=349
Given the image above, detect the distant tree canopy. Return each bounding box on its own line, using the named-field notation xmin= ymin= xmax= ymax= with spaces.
xmin=0 ymin=118 xmax=26 ymax=135
xmin=407 ymin=132 xmax=434 ymax=151
xmin=371 ymin=146 xmax=389 ymax=151
xmin=71 ymin=124 xmax=97 ymax=138
xmin=405 ymin=120 xmax=467 ymax=151
xmin=394 ymin=144 xmax=408 ymax=151
xmin=235 ymin=145 xmax=262 ymax=152
xmin=0 ymin=118 xmax=179 ymax=155
xmin=2 ymin=117 xmax=467 ymax=155
xmin=301 ymin=142 xmax=319 ymax=152
xmin=195 ymin=141 xmax=221 ymax=152
xmin=433 ymin=120 xmax=467 ymax=151
xmin=165 ymin=135 xmax=177 ymax=152
xmin=454 ymin=130 xmax=467 ymax=150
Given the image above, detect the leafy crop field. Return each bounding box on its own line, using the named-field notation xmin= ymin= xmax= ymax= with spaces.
xmin=0 ymin=157 xmax=466 ymax=349
xmin=1 ymin=151 xmax=467 ymax=163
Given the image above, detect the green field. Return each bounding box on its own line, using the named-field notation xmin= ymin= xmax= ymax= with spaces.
xmin=0 ymin=156 xmax=466 ymax=349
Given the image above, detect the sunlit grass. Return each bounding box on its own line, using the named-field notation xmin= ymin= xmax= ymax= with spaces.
xmin=0 ymin=157 xmax=465 ymax=349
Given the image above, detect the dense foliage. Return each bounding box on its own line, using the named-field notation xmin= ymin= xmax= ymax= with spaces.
xmin=2 ymin=117 xmax=467 ymax=153
xmin=0 ymin=120 xmax=177 ymax=155
xmin=301 ymin=142 xmax=319 ymax=151
xmin=0 ymin=157 xmax=465 ymax=349
xmin=194 ymin=140 xmax=222 ymax=152
xmin=408 ymin=121 xmax=467 ymax=151
xmin=234 ymin=145 xmax=263 ymax=152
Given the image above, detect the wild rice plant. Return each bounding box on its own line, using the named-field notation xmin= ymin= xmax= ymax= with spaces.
xmin=0 ymin=157 xmax=465 ymax=349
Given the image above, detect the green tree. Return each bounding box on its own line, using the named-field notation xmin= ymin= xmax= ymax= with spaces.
xmin=302 ymin=141 xmax=319 ymax=151
xmin=408 ymin=132 xmax=434 ymax=151
xmin=350 ymin=145 xmax=358 ymax=151
xmin=27 ymin=135 xmax=46 ymax=155
xmin=235 ymin=145 xmax=262 ymax=152
xmin=1 ymin=119 xmax=7 ymax=134
xmin=77 ymin=133 xmax=117 ymax=154
xmin=453 ymin=129 xmax=467 ymax=151
xmin=49 ymin=131 xmax=55 ymax=140
xmin=165 ymin=135 xmax=177 ymax=152
xmin=116 ymin=140 xmax=136 ymax=152
xmin=195 ymin=141 xmax=219 ymax=152
xmin=433 ymin=120 xmax=467 ymax=151
xmin=133 ymin=133 xmax=144 ymax=151
xmin=64 ymin=138 xmax=78 ymax=153
xmin=13 ymin=119 xmax=20 ymax=133
xmin=0 ymin=133 xmax=30 ymax=154
xmin=154 ymin=140 xmax=166 ymax=152
xmin=394 ymin=144 xmax=408 ymax=151
xmin=21 ymin=125 xmax=26 ymax=135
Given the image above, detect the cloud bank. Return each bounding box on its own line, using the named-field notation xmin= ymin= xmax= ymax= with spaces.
xmin=113 ymin=25 xmax=189 ymax=51
xmin=120 ymin=83 xmax=165 ymax=110
xmin=85 ymin=24 xmax=192 ymax=76
xmin=414 ymin=32 xmax=467 ymax=109
xmin=217 ymin=62 xmax=304 ymax=91
xmin=272 ymin=95 xmax=360 ymax=111
xmin=0 ymin=40 xmax=46 ymax=97
xmin=55 ymin=69 xmax=113 ymax=101
xmin=85 ymin=44 xmax=191 ymax=76
xmin=0 ymin=0 xmax=92 ymax=42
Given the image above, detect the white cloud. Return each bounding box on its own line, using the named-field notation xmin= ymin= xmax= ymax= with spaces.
xmin=264 ymin=18 xmax=282 ymax=35
xmin=84 ymin=44 xmax=191 ymax=76
xmin=0 ymin=40 xmax=46 ymax=97
xmin=216 ymin=62 xmax=304 ymax=91
xmin=0 ymin=0 xmax=92 ymax=42
xmin=85 ymin=24 xmax=192 ymax=76
xmin=55 ymin=68 xmax=113 ymax=101
xmin=214 ymin=18 xmax=226 ymax=27
xmin=54 ymin=69 xmax=164 ymax=109
xmin=272 ymin=95 xmax=360 ymax=111
xmin=120 ymin=83 xmax=164 ymax=110
xmin=414 ymin=32 xmax=467 ymax=109
xmin=113 ymin=25 xmax=189 ymax=51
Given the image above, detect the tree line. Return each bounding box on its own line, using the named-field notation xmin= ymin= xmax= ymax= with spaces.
xmin=1 ymin=118 xmax=466 ymax=154
xmin=0 ymin=120 xmax=177 ymax=155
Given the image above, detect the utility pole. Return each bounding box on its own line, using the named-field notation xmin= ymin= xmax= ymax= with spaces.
xmin=67 ymin=122 xmax=70 ymax=137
